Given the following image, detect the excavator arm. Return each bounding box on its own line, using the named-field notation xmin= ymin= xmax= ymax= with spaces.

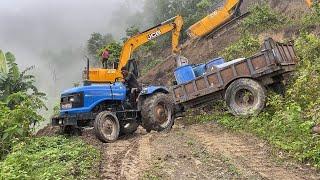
xmin=117 ymin=15 xmax=183 ymax=70
xmin=88 ymin=16 xmax=183 ymax=83
xmin=306 ymin=0 xmax=319 ymax=7
xmin=187 ymin=0 xmax=243 ymax=39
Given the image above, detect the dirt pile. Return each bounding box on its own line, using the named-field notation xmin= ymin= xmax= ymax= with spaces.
xmin=80 ymin=121 xmax=320 ymax=179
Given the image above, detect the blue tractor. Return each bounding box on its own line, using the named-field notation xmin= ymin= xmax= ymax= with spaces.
xmin=52 ymin=60 xmax=175 ymax=142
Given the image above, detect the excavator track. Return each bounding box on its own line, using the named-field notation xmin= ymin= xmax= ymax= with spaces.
xmin=205 ymin=11 xmax=251 ymax=39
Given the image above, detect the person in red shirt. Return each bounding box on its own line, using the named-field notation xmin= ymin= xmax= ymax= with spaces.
xmin=101 ymin=49 xmax=109 ymax=68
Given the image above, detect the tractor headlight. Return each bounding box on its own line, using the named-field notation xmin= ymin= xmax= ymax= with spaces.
xmin=69 ymin=97 xmax=75 ymax=102
xmin=61 ymin=92 xmax=84 ymax=109
xmin=141 ymin=88 xmax=148 ymax=94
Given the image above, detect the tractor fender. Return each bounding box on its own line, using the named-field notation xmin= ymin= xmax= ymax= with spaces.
xmin=140 ymin=86 xmax=169 ymax=96
xmin=138 ymin=86 xmax=170 ymax=110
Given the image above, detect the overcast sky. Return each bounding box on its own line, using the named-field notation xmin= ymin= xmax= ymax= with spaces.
xmin=0 ymin=0 xmax=143 ymax=53
xmin=0 ymin=0 xmax=144 ymax=116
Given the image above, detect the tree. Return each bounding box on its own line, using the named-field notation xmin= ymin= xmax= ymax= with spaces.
xmin=87 ymin=33 xmax=114 ymax=58
xmin=0 ymin=51 xmax=46 ymax=159
xmin=0 ymin=52 xmax=45 ymax=102
xmin=121 ymin=25 xmax=140 ymax=42
xmin=98 ymin=42 xmax=122 ymax=63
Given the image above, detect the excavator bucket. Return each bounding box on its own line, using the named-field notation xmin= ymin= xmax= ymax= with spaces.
xmin=187 ymin=0 xmax=243 ymax=39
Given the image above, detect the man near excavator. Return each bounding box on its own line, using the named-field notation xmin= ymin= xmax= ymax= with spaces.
xmin=101 ymin=48 xmax=110 ymax=68
xmin=121 ymin=66 xmax=141 ymax=91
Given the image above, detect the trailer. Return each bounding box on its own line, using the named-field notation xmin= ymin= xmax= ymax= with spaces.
xmin=172 ymin=38 xmax=297 ymax=116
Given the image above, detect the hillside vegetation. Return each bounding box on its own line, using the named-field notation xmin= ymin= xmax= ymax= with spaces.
xmin=0 ymin=52 xmax=100 ymax=179
xmin=1 ymin=0 xmax=320 ymax=179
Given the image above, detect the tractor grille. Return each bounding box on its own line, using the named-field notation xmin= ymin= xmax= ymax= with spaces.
xmin=61 ymin=92 xmax=84 ymax=109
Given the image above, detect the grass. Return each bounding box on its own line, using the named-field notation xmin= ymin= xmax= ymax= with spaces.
xmin=186 ymin=99 xmax=320 ymax=169
xmin=0 ymin=136 xmax=100 ymax=179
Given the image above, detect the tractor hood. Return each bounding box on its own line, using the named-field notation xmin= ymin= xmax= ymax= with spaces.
xmin=60 ymin=82 xmax=127 ymax=115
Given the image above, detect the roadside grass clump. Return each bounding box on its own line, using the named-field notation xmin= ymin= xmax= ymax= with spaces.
xmin=241 ymin=3 xmax=287 ymax=33
xmin=0 ymin=136 xmax=100 ymax=179
xmin=220 ymin=33 xmax=260 ymax=61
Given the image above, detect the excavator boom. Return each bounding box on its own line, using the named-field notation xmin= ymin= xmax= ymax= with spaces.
xmin=306 ymin=0 xmax=320 ymax=7
xmin=187 ymin=0 xmax=243 ymax=39
xmin=88 ymin=16 xmax=183 ymax=83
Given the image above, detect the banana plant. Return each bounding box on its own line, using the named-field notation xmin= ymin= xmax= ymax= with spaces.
xmin=0 ymin=49 xmax=7 ymax=73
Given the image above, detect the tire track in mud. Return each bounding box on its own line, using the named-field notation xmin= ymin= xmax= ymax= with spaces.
xmin=186 ymin=124 xmax=319 ymax=180
xmin=99 ymin=132 xmax=153 ymax=180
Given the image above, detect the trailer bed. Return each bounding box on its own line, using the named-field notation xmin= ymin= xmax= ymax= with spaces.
xmin=173 ymin=38 xmax=297 ymax=108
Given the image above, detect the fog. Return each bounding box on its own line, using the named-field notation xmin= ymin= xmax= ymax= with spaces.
xmin=0 ymin=0 xmax=145 ymax=118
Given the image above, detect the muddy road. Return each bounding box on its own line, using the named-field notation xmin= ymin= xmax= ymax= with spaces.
xmin=81 ymin=121 xmax=320 ymax=180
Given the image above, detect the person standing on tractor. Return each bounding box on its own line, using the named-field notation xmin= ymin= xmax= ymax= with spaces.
xmin=101 ymin=48 xmax=109 ymax=69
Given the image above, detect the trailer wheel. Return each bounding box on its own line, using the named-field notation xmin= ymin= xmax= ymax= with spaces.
xmin=120 ymin=122 xmax=139 ymax=135
xmin=94 ymin=111 xmax=120 ymax=143
xmin=141 ymin=93 xmax=174 ymax=132
xmin=225 ymin=78 xmax=266 ymax=116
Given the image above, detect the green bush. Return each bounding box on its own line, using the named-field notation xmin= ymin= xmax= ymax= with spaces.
xmin=0 ymin=92 xmax=45 ymax=160
xmin=241 ymin=4 xmax=286 ymax=33
xmin=220 ymin=33 xmax=260 ymax=61
xmin=0 ymin=136 xmax=100 ymax=179
xmin=302 ymin=4 xmax=320 ymax=27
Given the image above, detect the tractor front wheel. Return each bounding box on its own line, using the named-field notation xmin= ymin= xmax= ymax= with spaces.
xmin=94 ymin=111 xmax=120 ymax=143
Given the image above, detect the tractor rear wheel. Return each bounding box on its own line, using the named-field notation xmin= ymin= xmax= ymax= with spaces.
xmin=225 ymin=78 xmax=266 ymax=116
xmin=94 ymin=111 xmax=120 ymax=143
xmin=141 ymin=93 xmax=174 ymax=132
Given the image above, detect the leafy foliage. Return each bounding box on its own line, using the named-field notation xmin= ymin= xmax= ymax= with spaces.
xmin=0 ymin=52 xmax=45 ymax=102
xmin=220 ymin=33 xmax=260 ymax=61
xmin=97 ymin=41 xmax=122 ymax=64
xmin=0 ymin=136 xmax=100 ymax=179
xmin=302 ymin=4 xmax=320 ymax=27
xmin=0 ymin=50 xmax=7 ymax=73
xmin=0 ymin=52 xmax=46 ymax=160
xmin=289 ymin=33 xmax=320 ymax=122
xmin=241 ymin=4 xmax=286 ymax=33
xmin=0 ymin=92 xmax=45 ymax=159
xmin=87 ymin=32 xmax=114 ymax=59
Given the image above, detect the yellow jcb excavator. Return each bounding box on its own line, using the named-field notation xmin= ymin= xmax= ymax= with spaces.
xmin=187 ymin=0 xmax=244 ymax=39
xmin=305 ymin=0 xmax=320 ymax=7
xmin=86 ymin=15 xmax=183 ymax=83
xmin=87 ymin=0 xmax=246 ymax=83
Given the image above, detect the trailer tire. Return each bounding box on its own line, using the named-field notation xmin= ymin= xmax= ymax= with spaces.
xmin=94 ymin=111 xmax=120 ymax=143
xmin=141 ymin=93 xmax=174 ymax=132
xmin=225 ymin=78 xmax=266 ymax=116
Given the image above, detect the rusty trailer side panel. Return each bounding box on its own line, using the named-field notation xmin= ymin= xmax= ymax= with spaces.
xmin=173 ymin=38 xmax=297 ymax=107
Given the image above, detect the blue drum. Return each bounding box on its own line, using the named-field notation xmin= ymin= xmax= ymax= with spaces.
xmin=174 ymin=65 xmax=196 ymax=84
